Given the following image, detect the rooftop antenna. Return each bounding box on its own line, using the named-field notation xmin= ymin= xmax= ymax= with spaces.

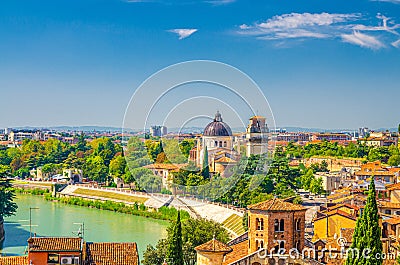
xmin=72 ymin=222 xmax=85 ymax=239
xmin=20 ymin=207 xmax=39 ymax=238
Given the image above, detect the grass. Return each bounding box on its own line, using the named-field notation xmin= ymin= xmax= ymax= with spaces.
xmin=222 ymin=214 xmax=245 ymax=236
xmin=72 ymin=188 xmax=149 ymax=204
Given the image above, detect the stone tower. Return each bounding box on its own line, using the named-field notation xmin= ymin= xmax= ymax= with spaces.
xmin=195 ymin=239 xmax=232 ymax=265
xmin=247 ymin=198 xmax=306 ymax=254
xmin=246 ymin=116 xmax=268 ymax=157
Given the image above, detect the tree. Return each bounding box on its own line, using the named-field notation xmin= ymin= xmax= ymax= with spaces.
xmin=388 ymin=154 xmax=400 ymax=166
xmin=310 ymin=177 xmax=324 ymax=195
xmin=166 ymin=211 xmax=184 ymax=265
xmin=109 ymin=155 xmax=127 ymax=177
xmin=0 ymin=177 xmax=17 ymax=218
xmin=201 ymin=146 xmax=210 ymax=179
xmin=398 ymin=124 xmax=400 ymax=134
xmin=345 ymin=178 xmax=382 ymax=265
xmin=0 ymin=165 xmax=12 ymax=177
xmin=84 ymin=156 xmax=108 ymax=183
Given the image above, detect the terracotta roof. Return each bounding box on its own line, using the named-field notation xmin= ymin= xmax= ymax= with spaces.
xmin=214 ymin=157 xmax=237 ymax=163
xmin=248 ymin=198 xmax=306 ymax=212
xmin=0 ymin=256 xmax=28 ymax=265
xmin=314 ymin=209 xmax=357 ymax=222
xmin=331 ymin=194 xmax=366 ymax=204
xmin=222 ymin=240 xmax=248 ymax=265
xmin=194 ymin=239 xmax=232 ymax=253
xmin=28 ymin=237 xmax=83 ymax=252
xmin=379 ymin=201 xmax=400 ymax=209
xmin=340 ymin=228 xmax=354 ymax=244
xmin=384 ymin=216 xmax=400 ymax=225
xmin=86 ymin=242 xmax=139 ymax=265
xmin=387 ymin=183 xmax=400 ymax=191
xmin=327 ymin=203 xmax=360 ymax=212
xmin=143 ymin=163 xmax=186 ymax=170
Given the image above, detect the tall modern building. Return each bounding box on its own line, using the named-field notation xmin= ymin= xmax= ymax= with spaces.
xmin=150 ymin=126 xmax=167 ymax=137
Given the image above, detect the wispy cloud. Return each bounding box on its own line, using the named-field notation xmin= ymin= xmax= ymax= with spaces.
xmin=205 ymin=0 xmax=235 ymax=5
xmin=392 ymin=39 xmax=400 ymax=48
xmin=237 ymin=12 xmax=359 ymax=40
xmin=372 ymin=0 xmax=400 ymax=4
xmin=168 ymin=29 xmax=198 ymax=39
xmin=341 ymin=31 xmax=385 ymax=49
xmin=352 ymin=14 xmax=400 ymax=35
xmin=237 ymin=12 xmax=400 ymax=49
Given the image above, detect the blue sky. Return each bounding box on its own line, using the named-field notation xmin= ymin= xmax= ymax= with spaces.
xmin=1 ymin=0 xmax=400 ymax=130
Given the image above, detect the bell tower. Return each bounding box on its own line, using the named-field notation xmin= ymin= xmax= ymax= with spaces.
xmin=246 ymin=116 xmax=268 ymax=157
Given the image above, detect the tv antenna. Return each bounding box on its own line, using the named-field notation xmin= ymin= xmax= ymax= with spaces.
xmin=72 ymin=222 xmax=85 ymax=239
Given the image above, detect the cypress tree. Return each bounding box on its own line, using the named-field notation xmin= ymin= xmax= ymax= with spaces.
xmin=166 ymin=211 xmax=184 ymax=265
xmin=201 ymin=146 xmax=210 ymax=179
xmin=345 ymin=178 xmax=382 ymax=265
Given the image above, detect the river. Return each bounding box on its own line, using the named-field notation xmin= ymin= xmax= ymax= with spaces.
xmin=1 ymin=194 xmax=169 ymax=258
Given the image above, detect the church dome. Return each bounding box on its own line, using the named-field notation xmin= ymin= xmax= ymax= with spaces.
xmin=203 ymin=111 xmax=232 ymax=137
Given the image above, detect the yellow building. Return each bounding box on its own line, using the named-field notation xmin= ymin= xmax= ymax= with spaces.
xmin=312 ymin=209 xmax=357 ymax=241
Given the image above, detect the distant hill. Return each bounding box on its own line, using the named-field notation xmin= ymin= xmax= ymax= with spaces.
xmin=8 ymin=125 xmax=398 ymax=134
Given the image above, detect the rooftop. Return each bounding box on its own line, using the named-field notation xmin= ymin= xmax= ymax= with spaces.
xmin=86 ymin=242 xmax=139 ymax=265
xmin=28 ymin=237 xmax=83 ymax=252
xmin=194 ymin=239 xmax=232 ymax=253
xmin=247 ymin=198 xmax=306 ymax=212
xmin=0 ymin=256 xmax=28 ymax=265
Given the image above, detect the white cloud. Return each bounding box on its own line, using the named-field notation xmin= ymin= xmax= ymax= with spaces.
xmin=205 ymin=0 xmax=235 ymax=5
xmin=237 ymin=12 xmax=400 ymax=49
xmin=239 ymin=24 xmax=251 ymax=30
xmin=372 ymin=0 xmax=400 ymax=3
xmin=258 ymin=12 xmax=359 ymax=29
xmin=168 ymin=29 xmax=198 ymax=39
xmin=341 ymin=31 xmax=385 ymax=49
xmin=352 ymin=14 xmax=400 ymax=35
xmin=392 ymin=39 xmax=400 ymax=48
xmin=238 ymin=12 xmax=359 ymax=40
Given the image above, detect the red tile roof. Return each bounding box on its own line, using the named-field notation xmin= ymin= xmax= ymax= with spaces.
xmin=194 ymin=239 xmax=232 ymax=253
xmin=222 ymin=240 xmax=248 ymax=265
xmin=28 ymin=237 xmax=83 ymax=252
xmin=86 ymin=242 xmax=139 ymax=265
xmin=248 ymin=198 xmax=306 ymax=212
xmin=384 ymin=216 xmax=400 ymax=225
xmin=0 ymin=256 xmax=28 ymax=265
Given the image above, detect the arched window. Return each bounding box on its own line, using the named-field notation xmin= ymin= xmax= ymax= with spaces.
xmin=224 ymin=141 xmax=227 ymax=147
xmin=296 ymin=219 xmax=301 ymax=231
xmin=274 ymin=219 xmax=279 ymax=232
xmin=219 ymin=141 xmax=222 ymax=147
xmin=279 ymin=241 xmax=285 ymax=250
xmin=280 ymin=219 xmax=285 ymax=232
xmin=260 ymin=240 xmax=264 ymax=249
xmin=256 ymin=240 xmax=259 ymax=249
xmin=296 ymin=240 xmax=301 ymax=251
xmin=215 ymin=141 xmax=218 ymax=147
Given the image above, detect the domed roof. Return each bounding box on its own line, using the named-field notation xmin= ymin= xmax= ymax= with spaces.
xmin=203 ymin=111 xmax=232 ymax=137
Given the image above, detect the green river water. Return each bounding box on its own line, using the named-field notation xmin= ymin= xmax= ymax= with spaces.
xmin=1 ymin=194 xmax=168 ymax=258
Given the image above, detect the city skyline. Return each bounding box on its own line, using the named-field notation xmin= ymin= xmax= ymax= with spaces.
xmin=1 ymin=0 xmax=400 ymax=129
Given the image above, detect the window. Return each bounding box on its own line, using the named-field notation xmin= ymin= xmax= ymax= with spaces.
xmin=224 ymin=141 xmax=227 ymax=147
xmin=260 ymin=240 xmax=264 ymax=249
xmin=47 ymin=253 xmax=59 ymax=264
xmin=219 ymin=141 xmax=222 ymax=147
xmin=274 ymin=219 xmax=279 ymax=232
xmin=279 ymin=219 xmax=285 ymax=232
xmin=385 ymin=210 xmax=391 ymax=215
xmin=256 ymin=218 xmax=264 ymax=230
xmin=279 ymin=241 xmax=285 ymax=250
xmin=215 ymin=141 xmax=218 ymax=147
xmin=296 ymin=219 xmax=301 ymax=231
